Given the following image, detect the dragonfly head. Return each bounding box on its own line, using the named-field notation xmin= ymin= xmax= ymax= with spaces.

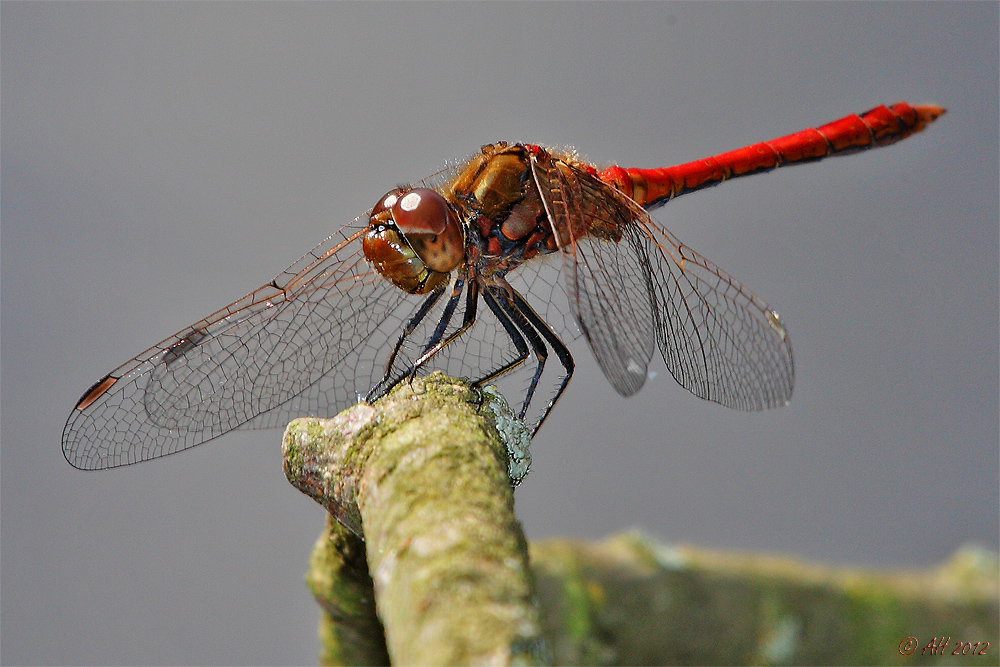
xmin=363 ymin=187 xmax=464 ymax=294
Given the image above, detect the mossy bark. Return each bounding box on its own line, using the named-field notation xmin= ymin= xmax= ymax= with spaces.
xmin=305 ymin=515 xmax=390 ymax=666
xmin=284 ymin=373 xmax=998 ymax=666
xmin=529 ymin=533 xmax=998 ymax=666
xmin=284 ymin=373 xmax=547 ymax=666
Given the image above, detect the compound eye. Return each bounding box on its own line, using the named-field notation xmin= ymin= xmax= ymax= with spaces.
xmin=371 ymin=188 xmax=406 ymax=218
xmin=390 ymin=188 xmax=449 ymax=235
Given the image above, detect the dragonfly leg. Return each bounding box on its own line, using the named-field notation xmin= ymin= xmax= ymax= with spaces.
xmin=509 ymin=289 xmax=574 ymax=434
xmin=478 ymin=288 xmax=532 ymax=392
xmin=367 ymin=279 xmax=469 ymax=402
xmin=487 ymin=290 xmax=550 ymax=421
xmin=407 ymin=278 xmax=479 ymax=375
xmin=369 ymin=277 xmax=485 ymax=403
xmin=415 ymin=277 xmax=469 ymax=365
xmin=373 ymin=286 xmax=447 ymax=395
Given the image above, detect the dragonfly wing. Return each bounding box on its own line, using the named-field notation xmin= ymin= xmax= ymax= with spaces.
xmin=61 ymin=217 xmax=414 ymax=469
xmin=63 ymin=165 xmax=472 ymax=470
xmin=530 ymin=152 xmax=657 ymax=396
xmin=634 ymin=202 xmax=795 ymax=411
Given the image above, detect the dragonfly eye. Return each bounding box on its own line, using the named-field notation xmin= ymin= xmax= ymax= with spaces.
xmin=388 ymin=188 xmax=464 ymax=273
xmin=389 ymin=188 xmax=449 ymax=235
xmin=371 ymin=188 xmax=406 ymax=218
xmin=364 ymin=187 xmax=458 ymax=294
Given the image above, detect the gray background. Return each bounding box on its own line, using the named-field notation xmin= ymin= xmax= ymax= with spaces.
xmin=3 ymin=2 xmax=996 ymax=665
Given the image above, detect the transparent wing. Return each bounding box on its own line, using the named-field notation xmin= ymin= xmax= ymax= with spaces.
xmin=640 ymin=208 xmax=795 ymax=410
xmin=62 ymin=216 xmax=415 ymax=469
xmin=530 ymin=152 xmax=657 ymax=396
xmin=530 ymin=153 xmax=657 ymax=396
xmin=533 ymin=151 xmax=793 ymax=409
xmin=62 ymin=169 xmax=495 ymax=470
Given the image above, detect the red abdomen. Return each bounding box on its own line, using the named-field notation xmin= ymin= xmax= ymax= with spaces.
xmin=599 ymin=102 xmax=945 ymax=209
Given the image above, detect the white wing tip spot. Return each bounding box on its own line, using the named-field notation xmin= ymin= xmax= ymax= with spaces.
xmin=626 ymin=359 xmax=644 ymax=375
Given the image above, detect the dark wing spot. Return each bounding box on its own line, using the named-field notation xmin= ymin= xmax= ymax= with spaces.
xmin=75 ymin=374 xmax=118 ymax=411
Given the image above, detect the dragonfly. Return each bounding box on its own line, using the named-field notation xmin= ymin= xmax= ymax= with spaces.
xmin=63 ymin=102 xmax=944 ymax=470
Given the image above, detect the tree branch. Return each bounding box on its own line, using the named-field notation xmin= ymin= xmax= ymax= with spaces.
xmin=284 ymin=372 xmax=997 ymax=665
xmin=530 ymin=532 xmax=998 ymax=665
xmin=283 ymin=372 xmax=547 ymax=666
xmin=304 ymin=514 xmax=390 ymax=666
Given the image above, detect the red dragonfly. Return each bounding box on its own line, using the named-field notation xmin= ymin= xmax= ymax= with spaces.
xmin=63 ymin=102 xmax=944 ymax=470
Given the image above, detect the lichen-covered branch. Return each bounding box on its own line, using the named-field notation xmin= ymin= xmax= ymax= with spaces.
xmin=284 ymin=372 xmax=997 ymax=666
xmin=283 ymin=373 xmax=546 ymax=666
xmin=305 ymin=515 xmax=390 ymax=666
xmin=530 ymin=532 xmax=999 ymax=665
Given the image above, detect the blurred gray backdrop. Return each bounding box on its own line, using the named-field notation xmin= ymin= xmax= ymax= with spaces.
xmin=3 ymin=2 xmax=997 ymax=665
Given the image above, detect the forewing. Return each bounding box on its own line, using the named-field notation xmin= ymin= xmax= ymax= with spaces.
xmin=63 ymin=166 xmax=478 ymax=470
xmin=62 ymin=217 xmax=417 ymax=469
xmin=530 ymin=152 xmax=657 ymax=396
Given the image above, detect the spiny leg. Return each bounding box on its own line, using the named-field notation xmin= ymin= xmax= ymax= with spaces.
xmin=490 ymin=289 xmax=551 ymax=422
xmin=508 ymin=289 xmax=575 ymax=434
xmin=409 ymin=278 xmax=479 ymax=373
xmin=415 ymin=276 xmax=470 ymax=364
xmin=372 ymin=286 xmax=446 ymax=398
xmin=366 ymin=279 xmax=468 ymax=402
xmin=478 ymin=288 xmax=533 ymax=391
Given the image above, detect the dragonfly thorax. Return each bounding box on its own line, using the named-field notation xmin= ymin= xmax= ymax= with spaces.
xmin=447 ymin=144 xmax=560 ymax=266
